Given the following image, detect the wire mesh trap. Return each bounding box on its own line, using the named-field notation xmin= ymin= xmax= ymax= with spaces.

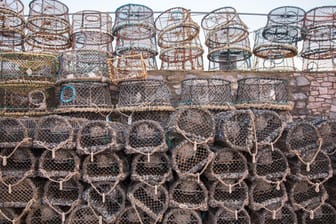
xmin=128 ymin=182 xmax=169 ymax=221
xmin=126 ymin=120 xmax=167 ymax=155
xmin=171 ymin=140 xmax=213 ymax=179
xmin=85 ymin=182 xmax=126 ymax=223
xmin=26 ymin=204 xmax=64 ymax=224
xmin=301 ymin=202 xmax=336 ymax=224
xmin=179 ymin=78 xmax=233 ymax=109
xmin=312 ymin=119 xmax=336 ymax=156
xmin=259 ymin=203 xmax=297 ymax=224
xmin=131 ymin=152 xmax=172 ymax=186
xmin=169 ymin=178 xmax=208 ymax=211
xmin=210 ymin=207 xmax=251 ymax=224
xmin=115 ymin=206 xmax=155 ymax=224
xmin=300 ymin=38 xmax=336 ymax=65
xmin=162 ymin=209 xmax=202 ymax=224
xmin=119 ymin=110 xmax=173 ymax=128
xmin=0 ymin=117 xmax=31 ymax=148
xmin=67 ymin=205 xmax=106 ymax=224
xmin=215 ymin=110 xmax=254 ymax=153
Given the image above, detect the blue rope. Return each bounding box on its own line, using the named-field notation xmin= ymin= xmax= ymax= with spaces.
xmin=60 ymin=85 xmax=76 ymax=103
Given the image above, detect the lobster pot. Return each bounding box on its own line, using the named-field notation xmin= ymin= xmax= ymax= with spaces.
xmin=38 ymin=149 xmax=80 ymax=182
xmin=236 ymin=78 xmax=291 ymax=110
xmin=253 ymin=110 xmax=284 ymax=144
xmin=85 ymin=183 xmax=126 ymax=223
xmin=72 ymin=10 xmax=113 ymax=51
xmin=290 ymin=180 xmax=328 ymax=211
xmin=34 ymin=115 xmax=74 ymax=150
xmin=82 ymin=152 xmax=128 ymax=184
xmin=116 ymin=206 xmax=155 ymax=224
xmin=209 ymin=180 xmax=249 ymax=211
xmin=262 ymin=6 xmax=305 ymax=43
xmin=253 ymin=147 xmax=289 ymax=184
xmin=0 ymin=52 xmax=58 ymax=81
xmin=211 ymin=207 xmax=251 ymax=224
xmin=172 ymin=140 xmax=213 ymax=179
xmin=58 ymin=50 xmax=111 ymax=83
xmin=168 ymin=108 xmax=215 ymax=144
xmin=116 ymin=79 xmax=173 ymax=111
xmin=77 ymin=120 xmax=126 ymax=156
xmin=0 ymin=208 xmax=24 ymax=224
xmin=126 ymin=120 xmax=167 ymax=155
xmin=26 ymin=204 xmax=63 ymax=224
xmin=301 ymin=203 xmax=336 ymax=224
xmin=313 ymin=119 xmax=336 ymax=155
xmin=208 ymin=59 xmax=251 ymax=71
xmin=0 ymin=117 xmax=30 ymax=148
xmin=259 ymin=204 xmax=297 ymax=224
xmin=58 ymin=82 xmax=112 ymax=108
xmin=206 ymin=147 xmax=248 ymax=183
xmin=169 ymin=178 xmax=208 ymax=211
xmin=131 ymin=152 xmax=172 ymax=186
xmin=179 ymin=78 xmax=233 ymax=109
xmin=162 ymin=209 xmax=202 ymax=224
xmin=249 ymin=180 xmax=288 ymax=212
xmin=67 ymin=205 xmax=106 ymax=224
xmin=119 ymin=110 xmax=173 ymax=128
xmin=0 ymin=177 xmax=37 ymax=207
xmin=301 ymin=38 xmax=336 ymax=61
xmin=215 ymin=110 xmax=254 ymax=152
xmin=0 ymin=83 xmax=55 ymax=113
xmin=128 ymin=182 xmax=169 ymax=221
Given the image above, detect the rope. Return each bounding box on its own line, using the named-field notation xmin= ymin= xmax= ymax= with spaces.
xmin=39 ymin=169 xmax=80 ymax=190
xmin=0 ymin=199 xmax=35 ymax=224
xmin=0 ymin=137 xmax=32 ymax=166
xmin=0 ymin=169 xmax=35 ymax=194
xmin=88 ymin=180 xmax=120 ymax=203
xmin=34 ymin=139 xmax=73 ymax=159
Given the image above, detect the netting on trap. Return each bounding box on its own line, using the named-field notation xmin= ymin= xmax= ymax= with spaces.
xmin=72 ymin=10 xmax=113 ymax=51
xmin=119 ymin=110 xmax=173 ymax=128
xmin=171 ymin=140 xmax=213 ymax=179
xmin=128 ymin=182 xmax=169 ymax=221
xmin=211 ymin=207 xmax=251 ymax=224
xmin=0 ymin=52 xmax=58 ymax=81
xmin=67 ymin=205 xmax=106 ymax=224
xmin=302 ymin=56 xmax=336 ymax=72
xmin=259 ymin=203 xmax=297 ymax=224
xmin=169 ymin=178 xmax=208 ymax=211
xmin=312 ymin=119 xmax=336 ymax=155
xmin=162 ymin=209 xmax=202 ymax=224
xmin=262 ymin=6 xmax=305 ymax=43
xmin=26 ymin=204 xmax=64 ymax=224
xmin=34 ymin=115 xmax=75 ymax=151
xmin=208 ymin=58 xmax=251 ymax=71
xmin=301 ymin=202 xmax=336 ymax=224
xmin=115 ymin=36 xmax=158 ymax=58
xmin=249 ymin=180 xmax=288 ymax=213
xmin=0 ymin=207 xmax=25 ymax=224
xmin=116 ymin=79 xmax=173 ymax=111
xmin=131 ymin=152 xmax=172 ymax=186
xmin=77 ymin=120 xmax=126 ymax=156
xmin=215 ymin=110 xmax=254 ymax=153
xmin=25 ymin=32 xmax=71 ymax=51
xmin=236 ymin=78 xmax=291 ymax=110
xmin=253 ymin=146 xmax=289 ymax=185
xmin=0 ymin=117 xmax=31 ymax=148
xmin=115 ymin=206 xmax=155 ymax=224
xmin=85 ymin=182 xmax=126 ymax=223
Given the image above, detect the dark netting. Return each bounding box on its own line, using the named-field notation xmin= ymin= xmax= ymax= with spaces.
xmin=85 ymin=182 xmax=126 ymax=223
xmin=300 ymin=38 xmax=336 ymax=63
xmin=0 ymin=207 xmax=24 ymax=224
xmin=301 ymin=203 xmax=336 ymax=224
xmin=34 ymin=115 xmax=74 ymax=151
xmin=18 ymin=117 xmax=37 ymax=139
xmin=168 ymin=108 xmax=215 ymax=144
xmin=119 ymin=110 xmax=173 ymax=128
xmin=209 ymin=180 xmax=248 ymax=211
xmin=253 ymin=110 xmax=284 ymax=145
xmin=259 ymin=203 xmax=297 ymax=224
xmin=116 ymin=206 xmax=155 ymax=224
xmin=253 ymin=146 xmax=289 ymax=185
xmin=128 ymin=182 xmax=169 ymax=222
xmin=38 ymin=149 xmax=80 ymax=184
xmin=169 ymin=178 xmax=208 ymax=211
xmin=126 ymin=120 xmax=167 ymax=155
xmin=171 ymin=140 xmax=213 ymax=179
xmin=26 ymin=204 xmax=63 ymax=224
xmin=55 ymin=110 xmax=111 ymax=121
xmin=212 ymin=207 xmax=251 ymax=224
xmin=0 ymin=117 xmax=31 ymax=148
xmin=236 ymin=78 xmax=291 ymax=110
xmin=131 ymin=152 xmax=172 ymax=186
xmin=215 ymin=110 xmax=254 ymax=153
xmin=77 ymin=120 xmax=126 ymax=156
xmin=179 ymin=78 xmax=233 ymax=109
xmin=162 ymin=209 xmax=202 ymax=224
xmin=312 ymin=119 xmax=336 ymax=156
xmin=250 ymin=180 xmax=288 ymax=213
xmin=67 ymin=205 xmax=106 ymax=224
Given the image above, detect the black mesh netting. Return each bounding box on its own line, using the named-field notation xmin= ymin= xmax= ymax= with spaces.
xmin=210 ymin=207 xmax=251 ymax=224
xmin=67 ymin=205 xmax=106 ymax=224
xmin=162 ymin=208 xmax=202 ymax=224
xmin=313 ymin=119 xmax=336 ymax=156
xmin=259 ymin=203 xmax=297 ymax=224
xmin=301 ymin=202 xmax=336 ymax=224
xmin=115 ymin=206 xmax=155 ymax=224
xmin=0 ymin=117 xmax=31 ymax=148
xmin=119 ymin=110 xmax=173 ymax=128
xmin=0 ymin=207 xmax=24 ymax=224
xmin=26 ymin=204 xmax=64 ymax=224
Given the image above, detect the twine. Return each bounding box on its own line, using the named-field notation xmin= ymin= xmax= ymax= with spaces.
xmin=0 ymin=169 xmax=35 ymax=194
xmin=34 ymin=139 xmax=72 ymax=159
xmin=88 ymin=180 xmax=120 ymax=204
xmin=0 ymin=137 xmax=32 ymax=166
xmin=0 ymin=199 xmax=35 ymax=224
xmin=39 ymin=169 xmax=80 ymax=190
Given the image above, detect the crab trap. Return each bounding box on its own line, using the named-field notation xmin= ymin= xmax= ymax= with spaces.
xmin=300 ymin=202 xmax=336 ymax=224
xmin=0 ymin=117 xmax=31 ymax=148
xmin=259 ymin=203 xmax=297 ymax=224
xmin=312 ymin=119 xmax=336 ymax=156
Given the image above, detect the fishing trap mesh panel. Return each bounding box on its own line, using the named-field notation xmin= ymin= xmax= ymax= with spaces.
xmin=119 ymin=110 xmax=173 ymax=128
xmin=301 ymin=202 xmax=336 ymax=224
xmin=85 ymin=182 xmax=126 ymax=223
xmin=116 ymin=79 xmax=173 ymax=111
xmin=162 ymin=209 xmax=202 ymax=224
xmin=215 ymin=110 xmax=254 ymax=153
xmin=312 ymin=119 xmax=336 ymax=156
xmin=168 ymin=107 xmax=215 ymax=144
xmin=0 ymin=52 xmax=58 ymax=81
xmin=34 ymin=115 xmax=74 ymax=151
xmin=116 ymin=206 xmax=155 ymax=224
xmin=131 ymin=152 xmax=172 ymax=186
xmin=236 ymin=78 xmax=291 ymax=110
xmin=77 ymin=120 xmax=126 ymax=156
xmin=0 ymin=117 xmax=31 ymax=148
xmin=19 ymin=117 xmax=37 ymax=139
xmin=126 ymin=120 xmax=167 ymax=155
xmin=179 ymin=78 xmax=233 ymax=109
xmin=169 ymin=178 xmax=208 ymax=211
xmin=212 ymin=207 xmax=251 ymax=224
xmin=259 ymin=203 xmax=297 ymax=224
xmin=253 ymin=146 xmax=289 ymax=185
xmin=82 ymin=152 xmax=128 ymax=184
xmin=206 ymin=147 xmax=248 ymax=184
xmin=249 ymin=180 xmax=288 ymax=212
xmin=209 ymin=180 xmax=249 ymax=211
xmin=0 ymin=207 xmax=24 ymax=224
xmin=67 ymin=205 xmax=106 ymax=224
xmin=171 ymin=140 xmax=213 ymax=179
xmin=26 ymin=204 xmax=64 ymax=224
xmin=128 ymin=182 xmax=169 ymax=221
